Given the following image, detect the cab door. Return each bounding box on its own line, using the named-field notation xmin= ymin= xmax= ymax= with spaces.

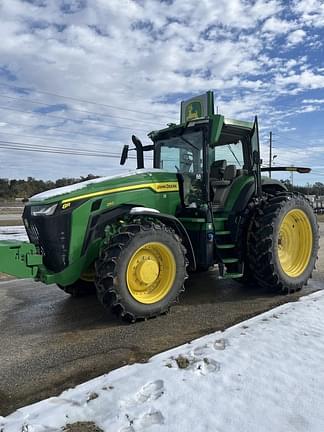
xmin=250 ymin=116 xmax=262 ymax=197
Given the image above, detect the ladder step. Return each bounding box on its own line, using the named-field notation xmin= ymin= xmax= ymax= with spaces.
xmin=222 ymin=258 xmax=239 ymax=264
xmin=221 ymin=272 xmax=243 ymax=279
xmin=215 ymin=230 xmax=231 ymax=235
xmin=217 ymin=244 xmax=235 ymax=249
xmin=214 ymin=217 xmax=228 ymax=222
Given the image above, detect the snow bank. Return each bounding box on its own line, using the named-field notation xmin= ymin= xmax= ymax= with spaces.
xmin=0 ymin=226 xmax=28 ymax=242
xmin=2 ymin=291 xmax=324 ymax=431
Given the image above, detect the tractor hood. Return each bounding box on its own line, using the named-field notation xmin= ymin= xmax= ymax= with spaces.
xmin=28 ymin=169 xmax=178 ymax=205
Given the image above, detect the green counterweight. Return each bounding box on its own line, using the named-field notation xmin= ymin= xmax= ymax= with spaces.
xmin=0 ymin=241 xmax=42 ymax=278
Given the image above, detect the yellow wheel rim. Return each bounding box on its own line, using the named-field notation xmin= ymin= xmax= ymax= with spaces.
xmin=126 ymin=242 xmax=176 ymax=304
xmin=278 ymin=209 xmax=313 ymax=277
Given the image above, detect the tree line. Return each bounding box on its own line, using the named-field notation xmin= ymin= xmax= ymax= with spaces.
xmin=0 ymin=176 xmax=324 ymax=201
xmin=280 ymin=180 xmax=324 ymax=196
xmin=0 ymin=175 xmax=98 ymax=201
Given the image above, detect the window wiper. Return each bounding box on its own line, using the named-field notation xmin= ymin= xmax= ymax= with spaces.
xmin=227 ymin=144 xmax=241 ymax=167
xmin=179 ymin=135 xmax=200 ymax=151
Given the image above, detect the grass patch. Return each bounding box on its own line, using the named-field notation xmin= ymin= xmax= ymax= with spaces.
xmin=0 ymin=220 xmax=22 ymax=226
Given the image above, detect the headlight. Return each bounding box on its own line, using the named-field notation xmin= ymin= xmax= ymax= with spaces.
xmin=31 ymin=203 xmax=58 ymax=216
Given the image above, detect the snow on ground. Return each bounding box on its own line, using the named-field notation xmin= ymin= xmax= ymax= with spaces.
xmin=2 ymin=291 xmax=324 ymax=432
xmin=0 ymin=226 xmax=28 ymax=242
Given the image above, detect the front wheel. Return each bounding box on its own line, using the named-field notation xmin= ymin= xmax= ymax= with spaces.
xmin=248 ymin=193 xmax=319 ymax=293
xmin=95 ymin=221 xmax=188 ymax=322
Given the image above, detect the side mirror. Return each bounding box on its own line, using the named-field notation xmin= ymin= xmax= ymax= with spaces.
xmin=253 ymin=150 xmax=260 ymax=165
xmin=120 ymin=145 xmax=129 ymax=165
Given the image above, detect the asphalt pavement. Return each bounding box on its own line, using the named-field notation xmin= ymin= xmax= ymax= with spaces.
xmin=0 ymin=225 xmax=323 ymax=416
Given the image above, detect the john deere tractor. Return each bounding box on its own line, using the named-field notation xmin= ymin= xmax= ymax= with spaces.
xmin=0 ymin=92 xmax=319 ymax=322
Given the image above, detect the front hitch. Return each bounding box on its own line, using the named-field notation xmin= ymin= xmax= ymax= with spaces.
xmin=0 ymin=241 xmax=42 ymax=279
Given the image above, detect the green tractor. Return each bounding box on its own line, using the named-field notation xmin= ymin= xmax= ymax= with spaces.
xmin=0 ymin=92 xmax=319 ymax=322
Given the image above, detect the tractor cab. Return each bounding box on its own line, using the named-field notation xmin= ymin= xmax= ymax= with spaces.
xmin=120 ymin=92 xmax=263 ymax=271
xmin=149 ymin=92 xmax=261 ymax=214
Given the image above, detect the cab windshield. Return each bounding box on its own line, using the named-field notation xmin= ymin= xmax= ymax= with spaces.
xmin=155 ymin=130 xmax=203 ymax=176
xmin=215 ymin=141 xmax=244 ymax=168
xmin=155 ymin=129 xmax=204 ymax=206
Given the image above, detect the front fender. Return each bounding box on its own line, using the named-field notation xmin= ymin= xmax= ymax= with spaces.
xmin=129 ymin=210 xmax=196 ymax=271
xmin=81 ymin=205 xmax=196 ymax=271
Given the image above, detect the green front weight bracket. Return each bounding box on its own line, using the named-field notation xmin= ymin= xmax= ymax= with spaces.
xmin=0 ymin=241 xmax=42 ymax=278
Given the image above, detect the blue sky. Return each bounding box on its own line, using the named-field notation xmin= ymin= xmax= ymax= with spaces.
xmin=0 ymin=0 xmax=323 ymax=184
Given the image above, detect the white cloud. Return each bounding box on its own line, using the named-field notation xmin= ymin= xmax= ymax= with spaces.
xmin=287 ymin=29 xmax=306 ymax=45
xmin=274 ymin=70 xmax=324 ymax=93
xmin=292 ymin=0 xmax=324 ymax=27
xmin=302 ymin=98 xmax=324 ymax=104
xmin=263 ymin=17 xmax=295 ymax=33
xmin=0 ymin=0 xmax=323 ymax=180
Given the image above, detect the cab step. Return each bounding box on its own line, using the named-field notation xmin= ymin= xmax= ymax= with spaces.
xmin=215 ymin=230 xmax=231 ymax=235
xmin=220 ymin=272 xmax=243 ymax=279
xmin=217 ymin=244 xmax=235 ymax=249
xmin=222 ymin=258 xmax=239 ymax=264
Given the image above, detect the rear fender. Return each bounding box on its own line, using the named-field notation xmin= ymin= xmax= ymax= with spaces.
xmin=261 ymin=178 xmax=288 ymax=195
xmin=228 ymin=178 xmax=288 ymax=244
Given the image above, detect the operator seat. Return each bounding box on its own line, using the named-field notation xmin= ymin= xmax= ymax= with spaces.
xmin=210 ymin=159 xmax=227 ymax=180
xmin=210 ymin=165 xmax=237 ymax=209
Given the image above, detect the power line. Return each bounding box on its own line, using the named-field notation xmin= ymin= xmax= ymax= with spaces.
xmin=0 ymin=119 xmax=139 ymax=141
xmin=0 ymin=130 xmax=122 ymax=148
xmin=0 ymin=138 xmax=118 ymax=155
xmin=0 ymin=93 xmax=159 ymax=127
xmin=0 ymin=144 xmax=124 ymax=158
xmin=0 ymin=105 xmax=149 ymax=133
xmin=0 ymin=82 xmax=174 ymax=120
xmin=0 ymin=139 xmax=126 ymax=158
xmin=0 ymin=139 xmax=153 ymax=161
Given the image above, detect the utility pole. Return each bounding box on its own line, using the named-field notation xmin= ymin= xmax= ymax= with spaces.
xmin=269 ymin=131 xmax=273 ymax=178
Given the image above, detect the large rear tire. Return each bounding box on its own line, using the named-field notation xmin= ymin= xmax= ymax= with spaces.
xmin=95 ymin=221 xmax=188 ymax=322
xmin=248 ymin=193 xmax=319 ymax=293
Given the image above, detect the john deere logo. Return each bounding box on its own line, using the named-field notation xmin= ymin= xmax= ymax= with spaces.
xmin=156 ymin=183 xmax=179 ymax=191
xmin=185 ymin=101 xmax=202 ymax=121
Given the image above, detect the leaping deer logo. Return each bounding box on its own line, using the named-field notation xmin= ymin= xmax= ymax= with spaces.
xmin=185 ymin=102 xmax=202 ymax=121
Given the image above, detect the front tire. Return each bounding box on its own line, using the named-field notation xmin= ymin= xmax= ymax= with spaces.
xmin=95 ymin=221 xmax=188 ymax=322
xmin=249 ymin=193 xmax=319 ymax=293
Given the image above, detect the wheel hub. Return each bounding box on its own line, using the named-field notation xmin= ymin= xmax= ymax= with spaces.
xmin=278 ymin=209 xmax=312 ymax=278
xmin=126 ymin=242 xmax=176 ymax=304
xmin=135 ymin=257 xmax=159 ymax=285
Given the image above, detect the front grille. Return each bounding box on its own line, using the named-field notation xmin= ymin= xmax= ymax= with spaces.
xmin=23 ymin=206 xmax=71 ymax=273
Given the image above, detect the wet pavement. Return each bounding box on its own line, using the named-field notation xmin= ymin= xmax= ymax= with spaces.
xmin=0 ymin=225 xmax=323 ymax=416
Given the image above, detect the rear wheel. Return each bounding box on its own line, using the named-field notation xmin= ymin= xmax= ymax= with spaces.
xmin=95 ymin=221 xmax=188 ymax=322
xmin=249 ymin=193 xmax=319 ymax=293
